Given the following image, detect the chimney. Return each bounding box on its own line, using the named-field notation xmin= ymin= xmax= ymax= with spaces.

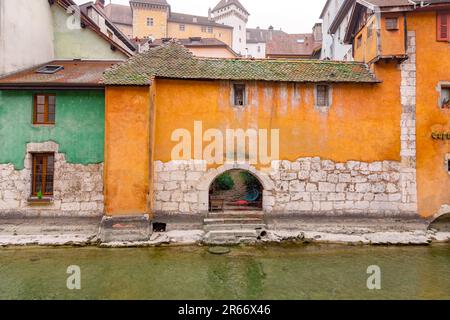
xmin=95 ymin=0 xmax=105 ymax=10
xmin=268 ymin=25 xmax=274 ymax=40
xmin=208 ymin=8 xmax=212 ymax=21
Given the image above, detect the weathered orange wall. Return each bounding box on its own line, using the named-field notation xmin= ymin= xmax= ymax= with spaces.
xmin=407 ymin=11 xmax=450 ymax=217
xmin=354 ymin=14 xmax=406 ymax=63
xmin=354 ymin=15 xmax=378 ymax=63
xmin=105 ymin=86 xmax=151 ymax=216
xmin=380 ymin=14 xmax=406 ymax=57
xmin=152 ymin=73 xmax=402 ymax=168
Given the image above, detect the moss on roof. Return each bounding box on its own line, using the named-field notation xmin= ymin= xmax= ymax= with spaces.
xmin=102 ymin=42 xmax=380 ymax=85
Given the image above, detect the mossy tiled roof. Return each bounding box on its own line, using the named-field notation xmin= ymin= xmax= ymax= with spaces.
xmin=102 ymin=42 xmax=380 ymax=85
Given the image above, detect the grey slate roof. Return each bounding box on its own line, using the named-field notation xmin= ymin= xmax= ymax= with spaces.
xmin=213 ymin=0 xmax=249 ymax=15
xmin=168 ymin=12 xmax=233 ymax=28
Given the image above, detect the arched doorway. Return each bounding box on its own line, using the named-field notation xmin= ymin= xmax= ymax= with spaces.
xmin=209 ymin=169 xmax=263 ymax=212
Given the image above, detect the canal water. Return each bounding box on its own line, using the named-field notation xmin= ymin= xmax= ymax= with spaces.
xmin=0 ymin=244 xmax=448 ymax=300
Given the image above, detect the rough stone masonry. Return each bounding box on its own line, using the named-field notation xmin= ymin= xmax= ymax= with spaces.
xmin=0 ymin=142 xmax=104 ymax=217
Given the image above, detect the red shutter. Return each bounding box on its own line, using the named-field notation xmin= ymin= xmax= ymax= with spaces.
xmin=437 ymin=12 xmax=449 ymax=41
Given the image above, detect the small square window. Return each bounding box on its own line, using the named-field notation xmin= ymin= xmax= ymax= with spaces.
xmin=147 ymin=17 xmax=154 ymax=27
xmin=34 ymin=94 xmax=56 ymax=125
xmin=179 ymin=24 xmax=185 ymax=31
xmin=316 ymin=85 xmax=330 ymax=107
xmin=31 ymin=153 xmax=55 ymax=197
xmin=207 ymin=26 xmax=213 ymax=33
xmin=233 ymin=84 xmax=246 ymax=107
xmin=440 ymin=86 xmax=450 ymax=108
xmin=386 ymin=17 xmax=399 ymax=31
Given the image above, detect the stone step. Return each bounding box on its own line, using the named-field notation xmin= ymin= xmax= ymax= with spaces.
xmin=208 ymin=212 xmax=264 ymax=219
xmin=204 ymin=223 xmax=266 ymax=232
xmin=205 ymin=237 xmax=258 ymax=245
xmin=206 ymin=229 xmax=259 ymax=238
xmin=204 ymin=229 xmax=262 ymax=245
xmin=204 ymin=218 xmax=264 ymax=225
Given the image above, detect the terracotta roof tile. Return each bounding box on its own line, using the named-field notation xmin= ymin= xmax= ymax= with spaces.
xmin=103 ymin=42 xmax=380 ymax=85
xmin=360 ymin=0 xmax=450 ymax=7
xmin=0 ymin=60 xmax=121 ymax=87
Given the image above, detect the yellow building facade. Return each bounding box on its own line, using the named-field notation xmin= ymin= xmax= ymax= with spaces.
xmin=128 ymin=1 xmax=233 ymax=48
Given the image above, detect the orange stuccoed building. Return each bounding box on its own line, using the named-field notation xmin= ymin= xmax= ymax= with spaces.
xmin=99 ymin=0 xmax=449 ymax=240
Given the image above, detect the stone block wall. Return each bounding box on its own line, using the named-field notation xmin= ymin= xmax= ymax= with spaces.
xmin=0 ymin=142 xmax=104 ymax=217
xmin=153 ymin=160 xmax=208 ymax=214
xmin=153 ymin=158 xmax=417 ymax=217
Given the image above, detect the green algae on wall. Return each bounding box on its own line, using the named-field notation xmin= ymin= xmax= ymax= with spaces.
xmin=0 ymin=90 xmax=105 ymax=169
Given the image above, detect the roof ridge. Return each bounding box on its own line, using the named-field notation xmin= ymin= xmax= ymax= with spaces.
xmin=103 ymin=42 xmax=379 ymax=85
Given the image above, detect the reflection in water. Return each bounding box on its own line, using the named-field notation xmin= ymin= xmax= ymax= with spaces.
xmin=0 ymin=244 xmax=448 ymax=300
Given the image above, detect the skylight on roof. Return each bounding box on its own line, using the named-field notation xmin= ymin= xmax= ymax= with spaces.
xmin=36 ymin=65 xmax=64 ymax=74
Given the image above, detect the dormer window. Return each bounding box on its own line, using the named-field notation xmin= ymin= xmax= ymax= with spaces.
xmin=233 ymin=84 xmax=246 ymax=107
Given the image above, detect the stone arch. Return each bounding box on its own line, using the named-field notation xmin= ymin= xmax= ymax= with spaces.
xmin=428 ymin=205 xmax=450 ymax=231
xmin=196 ymin=163 xmax=274 ymax=213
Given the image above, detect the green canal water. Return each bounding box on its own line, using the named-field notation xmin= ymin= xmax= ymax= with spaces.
xmin=0 ymin=244 xmax=449 ymax=300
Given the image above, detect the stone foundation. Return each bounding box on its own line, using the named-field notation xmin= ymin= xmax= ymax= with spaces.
xmin=0 ymin=142 xmax=104 ymax=217
xmin=153 ymin=158 xmax=417 ymax=217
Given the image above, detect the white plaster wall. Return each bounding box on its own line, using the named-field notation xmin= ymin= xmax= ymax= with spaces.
xmin=0 ymin=0 xmax=54 ymax=76
xmin=247 ymin=42 xmax=266 ymax=59
xmin=213 ymin=5 xmax=248 ymax=55
xmin=320 ymin=0 xmax=353 ymax=61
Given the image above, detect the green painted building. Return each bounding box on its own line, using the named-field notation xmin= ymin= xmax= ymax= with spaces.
xmin=0 ymin=60 xmax=118 ymax=217
xmin=0 ymin=90 xmax=104 ymax=169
